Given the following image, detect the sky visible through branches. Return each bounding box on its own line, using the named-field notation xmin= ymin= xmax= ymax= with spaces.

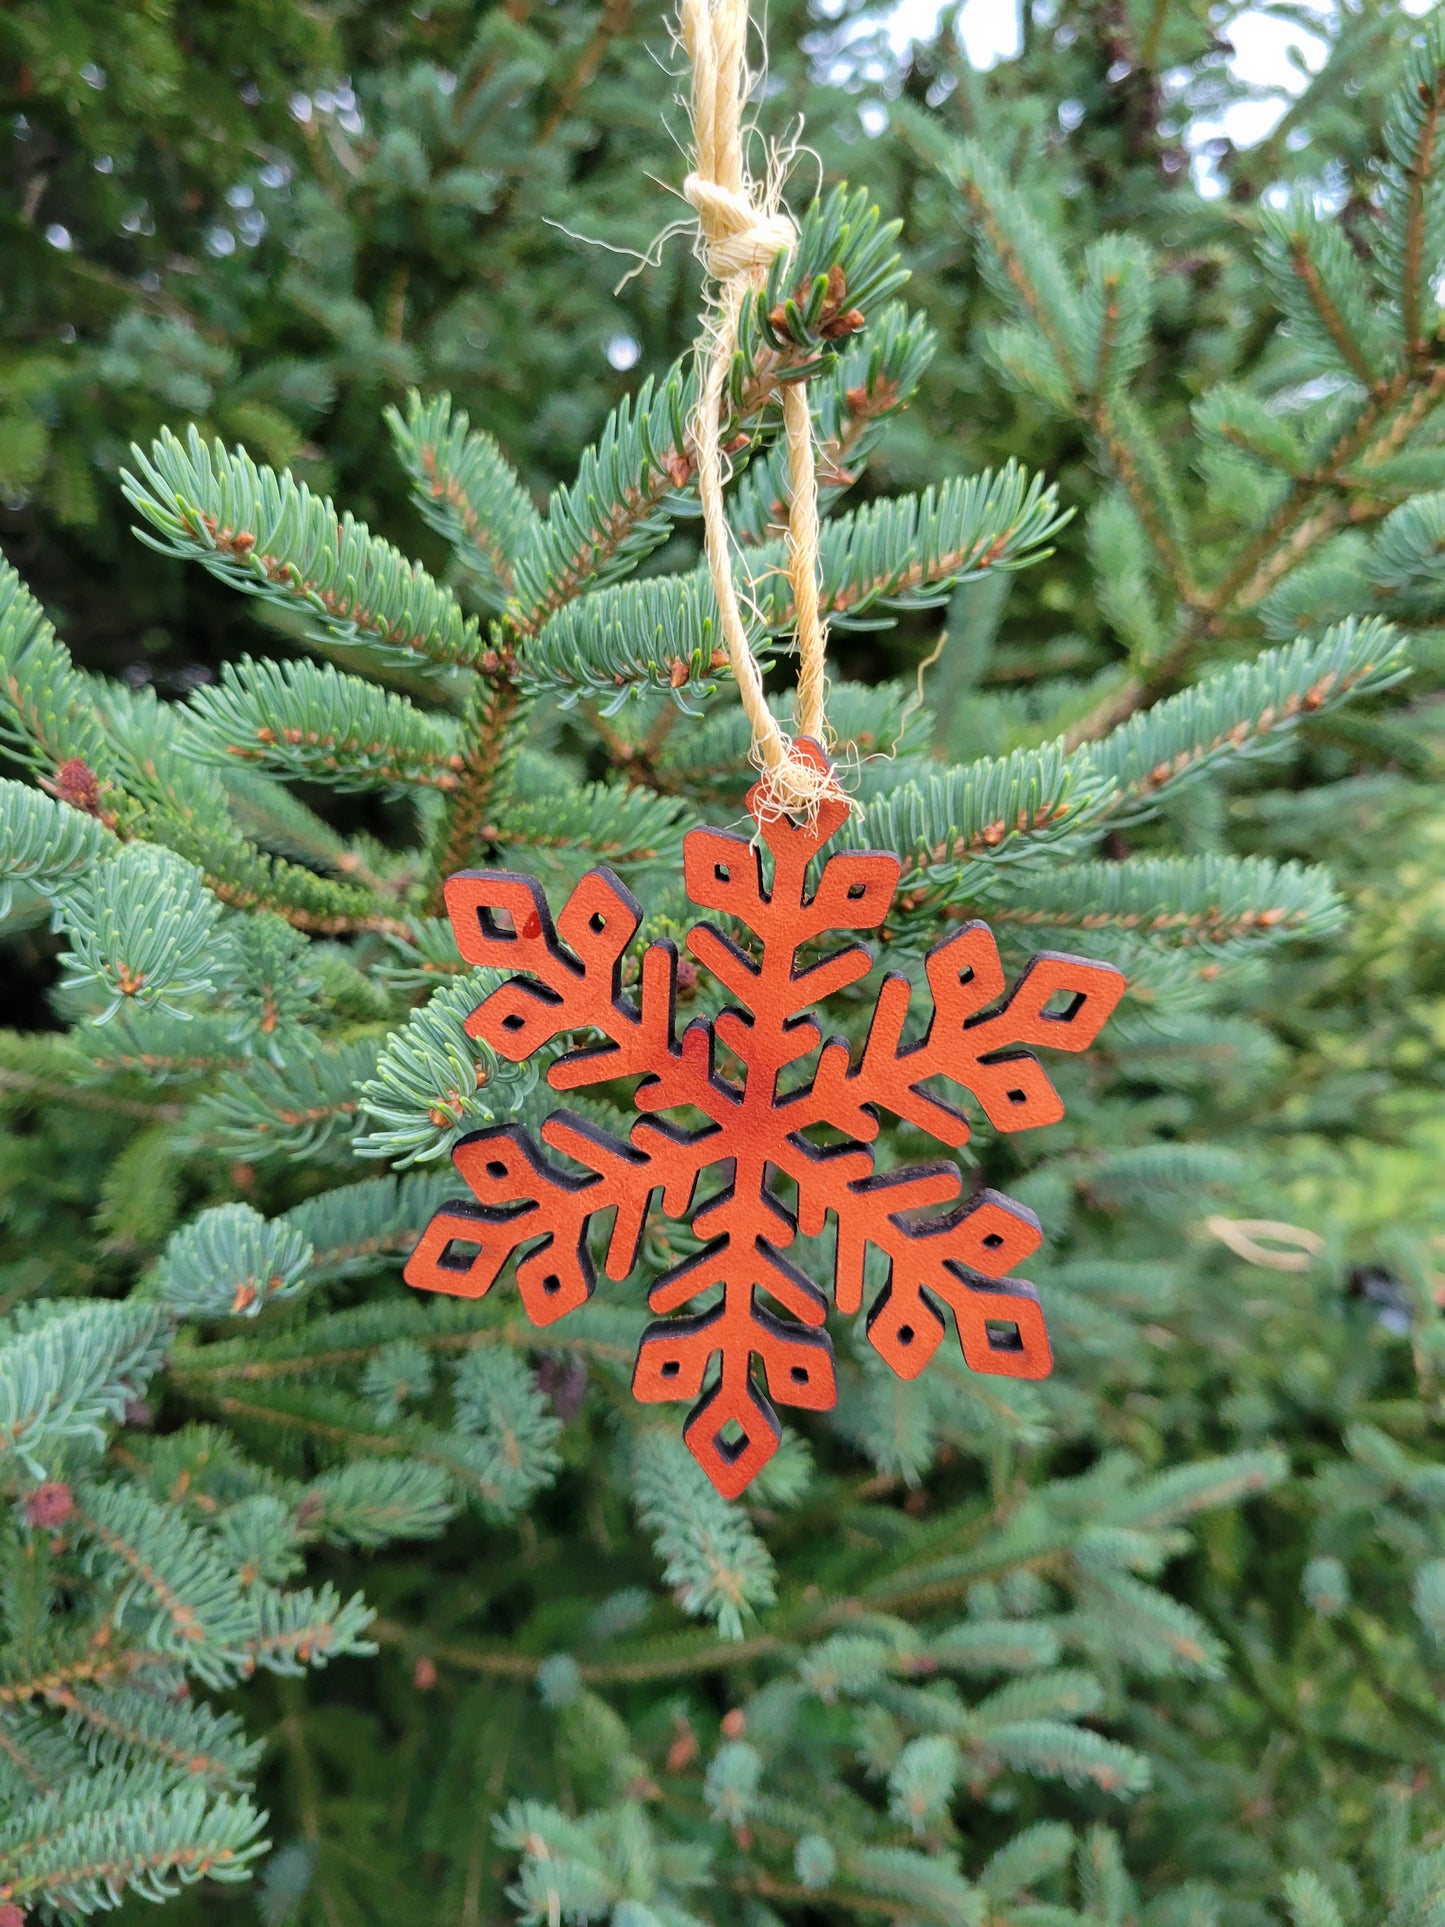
xmin=887 ymin=0 xmax=1438 ymax=194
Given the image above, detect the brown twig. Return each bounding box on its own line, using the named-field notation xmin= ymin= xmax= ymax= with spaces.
xmin=426 ymin=672 xmax=529 ymax=908
xmin=538 ymin=0 xmax=635 ymax=143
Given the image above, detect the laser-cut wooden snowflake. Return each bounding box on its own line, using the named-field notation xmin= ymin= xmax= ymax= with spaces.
xmin=404 ymin=741 xmax=1126 ymax=1497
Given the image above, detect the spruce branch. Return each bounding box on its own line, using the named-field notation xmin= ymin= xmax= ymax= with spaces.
xmin=1379 ymin=17 xmax=1445 ymax=355
xmin=841 ymin=742 xmax=1109 ymax=893
xmin=282 ymin=1171 xmax=459 ymax=1281
xmin=0 ymin=778 xmax=111 ymax=914
xmin=815 ymin=466 xmax=1068 ymax=625
xmin=226 ymin=911 xmax=318 ymax=1044
xmin=1082 ymin=620 xmax=1408 ymax=818
xmin=0 ymin=1784 xmax=266 ymax=1914
xmin=1261 ymin=200 xmax=1400 ymax=388
xmin=1116 ymin=344 xmax=1445 ymax=730
xmin=1069 ymin=1568 xmax=1226 ymax=1679
xmin=122 ymin=428 xmax=486 ymax=669
xmin=926 ymin=1620 xmax=1061 ymax=1673
xmin=355 ymin=973 xmax=542 ymax=1167
xmin=152 ymin=1204 xmax=313 ymax=1322
xmin=1367 ymin=485 xmax=1445 ymax=611
xmin=505 ymin=186 xmax=909 ymax=636
xmin=921 ymin=46 xmax=1445 ymax=740
xmin=51 ymin=1686 xmax=262 ymax=1792
xmin=971 ymin=1719 xmax=1150 ymax=1796
xmin=488 ymin=768 xmax=688 ymax=867
xmin=55 ymin=844 xmax=224 ymax=1023
xmin=1283 ymin=1870 xmax=1347 ymax=1927
xmin=386 ymin=390 xmax=542 ymax=609
xmin=426 ymin=674 xmax=531 ymax=908
xmin=832 ymin=1845 xmax=983 ymax=1921
xmin=361 ymin=1340 xmax=435 ymax=1425
xmin=1110 ymin=1449 xmax=1286 ymax=1529
xmin=505 ymin=365 xmax=695 ymax=637
xmin=221 ymin=767 xmax=388 ymax=890
xmin=109 ymin=690 xmax=403 ymax=936
xmin=523 ymin=465 xmax=1062 ymax=709
xmin=1089 ymin=391 xmax=1197 ymax=597
xmin=197 ymin=1386 xmax=542 ymax=1516
xmin=295 ymin=1461 xmax=455 ymax=1548
xmin=927 ymin=133 xmax=1195 ymax=595
xmin=0 ymin=1303 xmax=171 ymax=1482
xmin=0 ymin=1711 xmax=57 ymax=1796
xmin=197 ymin=1034 xmax=382 ymax=1162
xmin=184 ymin=658 xmax=467 ymax=793
xmin=632 ymin=1431 xmax=777 ymax=1641
xmin=168 ymin=1297 xmax=636 ymax=1386
xmin=1088 ymin=495 xmax=1167 ymax=668
xmin=977 ymin=1821 xmax=1074 ymax=1901
xmin=0 ymin=1650 xmax=203 ymax=1712
xmin=75 ymin=1011 xmax=250 ymax=1086
xmin=1079 ymin=235 xmax=1154 ymax=399
xmin=0 ymin=554 xmax=113 ymax=788
xmin=728 ymin=303 xmax=937 ymax=544
xmin=520 ymin=571 xmax=737 ymax=713
xmin=1194 ymin=387 xmax=1312 ymax=481
xmin=0 ymin=1063 xmax=186 ymax=1125
xmin=72 ymin=1485 xmax=253 ymax=1690
xmin=199 ymin=855 xmax=408 ymax=940
xmin=536 ymin=0 xmax=635 ymax=141
xmin=238 ymin=1583 xmax=376 ymax=1676
xmin=370 ymin=1444 xmax=1279 ymax=1692
xmin=652 ymin=680 xmax=926 ymax=797
xmin=452 ymin=1348 xmax=564 ymax=1517
xmin=946 ymin=139 xmax=1083 ymax=390
xmin=984 ymin=854 xmax=1344 ymax=950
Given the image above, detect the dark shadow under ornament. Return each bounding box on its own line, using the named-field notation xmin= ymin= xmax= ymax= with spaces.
xmin=404 ymin=740 xmax=1126 ymax=1498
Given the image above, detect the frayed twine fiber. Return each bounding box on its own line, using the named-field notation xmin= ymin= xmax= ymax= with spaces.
xmin=1202 ymin=1216 xmax=1325 ymax=1273
xmin=679 ymin=0 xmax=844 ymax=825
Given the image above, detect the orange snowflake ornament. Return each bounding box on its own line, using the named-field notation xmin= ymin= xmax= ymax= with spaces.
xmin=405 ymin=742 xmax=1126 ymax=1497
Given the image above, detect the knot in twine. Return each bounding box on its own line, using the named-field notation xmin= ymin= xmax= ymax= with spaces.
xmin=680 ymin=0 xmax=843 ymax=825
xmin=682 ymin=175 xmax=795 ymax=280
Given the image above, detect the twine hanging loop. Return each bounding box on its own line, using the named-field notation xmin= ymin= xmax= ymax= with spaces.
xmin=680 ymin=0 xmax=841 ymax=822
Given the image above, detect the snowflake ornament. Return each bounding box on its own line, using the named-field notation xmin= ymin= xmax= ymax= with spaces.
xmin=405 ymin=741 xmax=1126 ymax=1497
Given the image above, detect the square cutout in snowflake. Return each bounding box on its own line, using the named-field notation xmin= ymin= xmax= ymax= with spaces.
xmin=405 ymin=740 xmax=1125 ymax=1496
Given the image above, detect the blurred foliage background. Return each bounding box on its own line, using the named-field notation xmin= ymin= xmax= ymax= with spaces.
xmin=2 ymin=1 xmax=1445 ymax=1923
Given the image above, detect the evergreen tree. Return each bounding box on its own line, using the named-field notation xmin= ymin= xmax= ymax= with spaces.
xmin=0 ymin=4 xmax=1443 ymax=1925
xmin=0 ymin=0 xmax=889 ymax=682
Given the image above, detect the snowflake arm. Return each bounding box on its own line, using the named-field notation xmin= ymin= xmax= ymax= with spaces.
xmin=405 ymin=1114 xmax=662 ymax=1320
xmin=836 ymin=1169 xmax=1049 ymax=1379
xmin=804 ymin=921 xmax=1125 ymax=1146
xmin=443 ymin=866 xmax=685 ymax=1091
